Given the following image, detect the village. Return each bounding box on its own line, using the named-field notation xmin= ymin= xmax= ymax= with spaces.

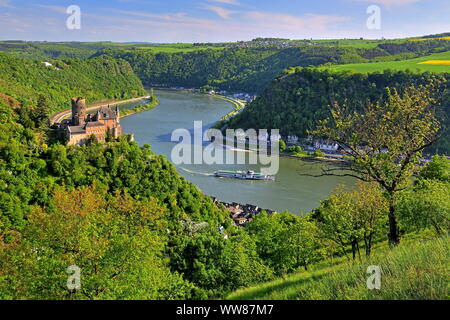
xmin=212 ymin=197 xmax=276 ymax=227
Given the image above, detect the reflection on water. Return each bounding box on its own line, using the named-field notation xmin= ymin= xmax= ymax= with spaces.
xmin=121 ymin=90 xmax=355 ymax=214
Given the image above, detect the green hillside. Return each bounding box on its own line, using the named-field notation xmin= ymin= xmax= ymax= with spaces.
xmin=98 ymin=38 xmax=450 ymax=93
xmin=0 ymin=52 xmax=147 ymax=113
xmin=227 ymin=68 xmax=450 ymax=154
xmin=328 ymin=51 xmax=450 ymax=74
xmin=228 ymin=236 xmax=449 ymax=300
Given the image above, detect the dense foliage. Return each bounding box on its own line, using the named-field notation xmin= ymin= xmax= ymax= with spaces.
xmin=0 ymin=40 xmax=449 ymax=300
xmin=1 ymin=96 xmax=271 ymax=298
xmin=228 ymin=68 xmax=450 ymax=154
xmin=98 ymin=39 xmax=450 ymax=94
xmin=0 ymin=52 xmax=146 ymax=114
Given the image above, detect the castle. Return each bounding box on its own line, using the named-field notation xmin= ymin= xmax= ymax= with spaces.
xmin=60 ymin=98 xmax=122 ymax=146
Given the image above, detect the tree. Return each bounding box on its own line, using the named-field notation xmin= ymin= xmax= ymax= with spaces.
xmin=0 ymin=186 xmax=194 ymax=300
xmin=33 ymin=95 xmax=51 ymax=128
xmin=398 ymin=179 xmax=450 ymax=236
xmin=247 ymin=211 xmax=323 ymax=273
xmin=283 ymin=218 xmax=322 ymax=270
xmin=312 ymin=85 xmax=442 ymax=246
xmin=279 ymin=139 xmax=286 ymax=153
xmin=169 ymin=227 xmax=273 ymax=298
xmin=317 ymin=183 xmax=388 ymax=259
xmin=420 ymin=155 xmax=450 ymax=183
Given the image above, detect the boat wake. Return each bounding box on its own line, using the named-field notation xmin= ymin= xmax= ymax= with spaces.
xmin=179 ymin=167 xmax=213 ymax=176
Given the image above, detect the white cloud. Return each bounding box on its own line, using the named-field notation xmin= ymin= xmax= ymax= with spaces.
xmin=243 ymin=11 xmax=351 ymax=32
xmin=203 ymin=5 xmax=237 ymax=19
xmin=37 ymin=5 xmax=68 ymax=14
xmin=109 ymin=8 xmax=351 ymax=41
xmin=208 ymin=0 xmax=242 ymax=6
xmin=350 ymin=0 xmax=421 ymax=7
xmin=0 ymin=0 xmax=14 ymax=8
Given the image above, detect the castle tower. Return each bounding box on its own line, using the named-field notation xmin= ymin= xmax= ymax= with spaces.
xmin=71 ymin=97 xmax=87 ymax=126
xmin=115 ymin=105 xmax=120 ymax=123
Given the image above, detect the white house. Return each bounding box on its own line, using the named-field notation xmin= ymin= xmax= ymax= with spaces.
xmin=287 ymin=135 xmax=299 ymax=144
xmin=270 ymin=133 xmax=282 ymax=142
xmin=258 ymin=131 xmax=269 ymax=142
xmin=314 ymin=139 xmax=339 ymax=152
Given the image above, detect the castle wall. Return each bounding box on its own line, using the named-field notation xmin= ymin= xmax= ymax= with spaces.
xmin=64 ymin=98 xmax=123 ymax=146
xmin=67 ymin=134 xmax=88 ymax=146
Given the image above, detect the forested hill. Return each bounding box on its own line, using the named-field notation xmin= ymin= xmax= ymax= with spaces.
xmin=2 ymin=39 xmax=450 ymax=95
xmin=0 ymin=50 xmax=273 ymax=300
xmin=0 ymin=52 xmax=146 ymax=114
xmin=100 ymin=39 xmax=450 ymax=94
xmin=227 ymin=68 xmax=450 ymax=154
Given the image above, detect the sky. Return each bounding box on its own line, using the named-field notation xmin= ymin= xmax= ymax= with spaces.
xmin=0 ymin=0 xmax=450 ymax=42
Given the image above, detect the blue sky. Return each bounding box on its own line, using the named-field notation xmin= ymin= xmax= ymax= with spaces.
xmin=1 ymin=0 xmax=449 ymax=42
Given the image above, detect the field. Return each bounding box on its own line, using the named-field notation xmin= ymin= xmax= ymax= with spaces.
xmin=133 ymin=44 xmax=226 ymax=53
xmin=327 ymin=51 xmax=450 ymax=74
xmin=0 ymin=41 xmax=227 ymax=55
xmin=227 ymin=236 xmax=449 ymax=300
xmin=413 ymin=36 xmax=450 ymax=41
xmin=314 ymin=38 xmax=406 ymax=49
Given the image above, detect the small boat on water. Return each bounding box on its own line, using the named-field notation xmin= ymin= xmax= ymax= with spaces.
xmin=214 ymin=170 xmax=275 ymax=181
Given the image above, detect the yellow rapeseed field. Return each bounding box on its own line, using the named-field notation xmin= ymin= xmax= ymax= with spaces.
xmin=413 ymin=36 xmax=450 ymax=41
xmin=417 ymin=60 xmax=450 ymax=66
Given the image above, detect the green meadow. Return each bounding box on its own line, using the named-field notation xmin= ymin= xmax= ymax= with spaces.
xmin=314 ymin=39 xmax=405 ymax=49
xmin=328 ymin=51 xmax=450 ymax=74
xmin=133 ymin=43 xmax=226 ymax=53
xmin=227 ymin=236 xmax=449 ymax=300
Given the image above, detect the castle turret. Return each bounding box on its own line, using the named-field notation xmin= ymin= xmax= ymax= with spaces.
xmin=115 ymin=105 xmax=120 ymax=123
xmin=71 ymin=97 xmax=87 ymax=126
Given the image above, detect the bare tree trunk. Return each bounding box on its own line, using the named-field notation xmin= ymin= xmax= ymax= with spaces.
xmin=356 ymin=241 xmax=361 ymax=261
xmin=388 ymin=203 xmax=400 ymax=247
xmin=364 ymin=235 xmax=372 ymax=257
xmin=351 ymin=240 xmax=357 ymax=260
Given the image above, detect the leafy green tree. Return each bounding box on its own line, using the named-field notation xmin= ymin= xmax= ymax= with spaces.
xmin=283 ymin=218 xmax=322 ymax=270
xmin=420 ymin=155 xmax=450 ymax=183
xmin=33 ymin=95 xmax=51 ymax=128
xmin=317 ymin=182 xmax=388 ymax=259
xmin=0 ymin=186 xmax=194 ymax=300
xmin=170 ymin=227 xmax=273 ymax=298
xmin=247 ymin=211 xmax=323 ymax=273
xmin=398 ymin=179 xmax=450 ymax=236
xmin=279 ymin=139 xmax=286 ymax=153
xmin=313 ymin=85 xmax=441 ymax=246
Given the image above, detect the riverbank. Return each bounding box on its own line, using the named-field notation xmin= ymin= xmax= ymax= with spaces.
xmin=120 ymin=89 xmax=356 ymax=214
xmin=120 ymin=96 xmax=159 ymax=119
xmin=280 ymin=152 xmax=347 ymax=163
xmin=50 ymin=95 xmax=151 ymax=125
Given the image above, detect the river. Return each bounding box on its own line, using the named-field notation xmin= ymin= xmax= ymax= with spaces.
xmin=119 ymin=89 xmax=354 ymax=214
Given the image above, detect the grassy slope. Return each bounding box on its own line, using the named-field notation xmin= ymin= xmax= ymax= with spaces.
xmin=227 ymin=237 xmax=449 ymax=300
xmin=327 ymin=51 xmax=450 ymax=73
